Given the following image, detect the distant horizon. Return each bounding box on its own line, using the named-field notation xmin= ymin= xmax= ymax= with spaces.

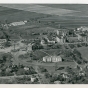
xmin=0 ymin=4 xmax=88 ymax=28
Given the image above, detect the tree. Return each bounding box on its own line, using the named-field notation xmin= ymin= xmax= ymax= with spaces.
xmin=51 ymin=74 xmax=58 ymax=81
xmin=3 ymin=41 xmax=11 ymax=47
xmin=39 ymin=67 xmax=47 ymax=72
xmin=32 ymin=44 xmax=43 ymax=50
xmin=44 ymin=72 xmax=51 ymax=78
xmin=65 ymin=66 xmax=75 ymax=75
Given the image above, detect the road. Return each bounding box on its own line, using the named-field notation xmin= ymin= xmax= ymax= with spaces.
xmin=61 ymin=41 xmax=88 ymax=45
xmin=0 ymin=74 xmax=37 ymax=79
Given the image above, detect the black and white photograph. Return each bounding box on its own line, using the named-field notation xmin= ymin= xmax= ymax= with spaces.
xmin=0 ymin=3 xmax=88 ymax=84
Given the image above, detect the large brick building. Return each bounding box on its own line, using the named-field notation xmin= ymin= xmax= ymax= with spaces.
xmin=43 ymin=56 xmax=62 ymax=62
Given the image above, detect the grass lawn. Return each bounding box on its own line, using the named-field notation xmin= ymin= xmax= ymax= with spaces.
xmin=32 ymin=49 xmax=62 ymax=60
xmin=77 ymin=46 xmax=88 ymax=61
xmin=38 ymin=61 xmax=76 ymax=74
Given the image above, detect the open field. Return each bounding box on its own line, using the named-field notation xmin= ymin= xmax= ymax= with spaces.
xmin=42 ymin=62 xmax=76 ymax=73
xmin=32 ymin=49 xmax=62 ymax=60
xmin=39 ymin=16 xmax=88 ymax=28
xmin=0 ymin=7 xmax=48 ymax=23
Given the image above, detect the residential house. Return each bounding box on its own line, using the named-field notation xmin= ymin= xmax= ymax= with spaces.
xmin=31 ymin=76 xmax=36 ymax=82
xmin=24 ymin=67 xmax=29 ymax=71
xmin=41 ymin=40 xmax=46 ymax=45
xmin=45 ymin=37 xmax=55 ymax=44
xmin=47 ymin=37 xmax=55 ymax=44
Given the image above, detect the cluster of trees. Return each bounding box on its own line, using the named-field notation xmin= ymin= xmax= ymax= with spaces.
xmin=72 ymin=49 xmax=85 ymax=64
xmin=44 ymin=72 xmax=65 ymax=83
xmin=18 ymin=53 xmax=31 ymax=59
xmin=39 ymin=67 xmax=48 ymax=73
xmin=69 ymin=43 xmax=88 ymax=49
xmin=11 ymin=65 xmax=37 ymax=75
xmin=0 ymin=52 xmax=37 ymax=76
xmin=14 ymin=76 xmax=31 ymax=84
xmin=44 ymin=66 xmax=88 ymax=84
xmin=0 ymin=53 xmax=12 ymax=64
xmin=32 ymin=44 xmax=44 ymax=50
xmin=64 ymin=66 xmax=88 ymax=84
xmin=0 ymin=64 xmax=37 ymax=76
xmin=3 ymin=41 xmax=11 ymax=47
xmin=46 ymin=44 xmax=62 ymax=50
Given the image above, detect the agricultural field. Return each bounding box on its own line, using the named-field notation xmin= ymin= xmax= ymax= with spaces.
xmin=8 ymin=24 xmax=58 ymax=39
xmin=0 ymin=4 xmax=88 ymax=29
xmin=0 ymin=6 xmax=49 ymax=23
xmin=0 ymin=4 xmax=79 ymax=16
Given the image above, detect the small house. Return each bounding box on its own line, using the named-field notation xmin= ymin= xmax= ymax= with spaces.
xmin=24 ymin=67 xmax=29 ymax=71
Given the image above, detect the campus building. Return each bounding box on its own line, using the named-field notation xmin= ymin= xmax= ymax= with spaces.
xmin=43 ymin=56 xmax=62 ymax=62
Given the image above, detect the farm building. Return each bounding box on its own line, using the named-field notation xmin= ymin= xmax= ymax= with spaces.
xmin=9 ymin=21 xmax=25 ymax=26
xmin=43 ymin=56 xmax=62 ymax=62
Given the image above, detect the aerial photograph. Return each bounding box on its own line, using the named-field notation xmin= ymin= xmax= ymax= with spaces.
xmin=0 ymin=4 xmax=88 ymax=84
